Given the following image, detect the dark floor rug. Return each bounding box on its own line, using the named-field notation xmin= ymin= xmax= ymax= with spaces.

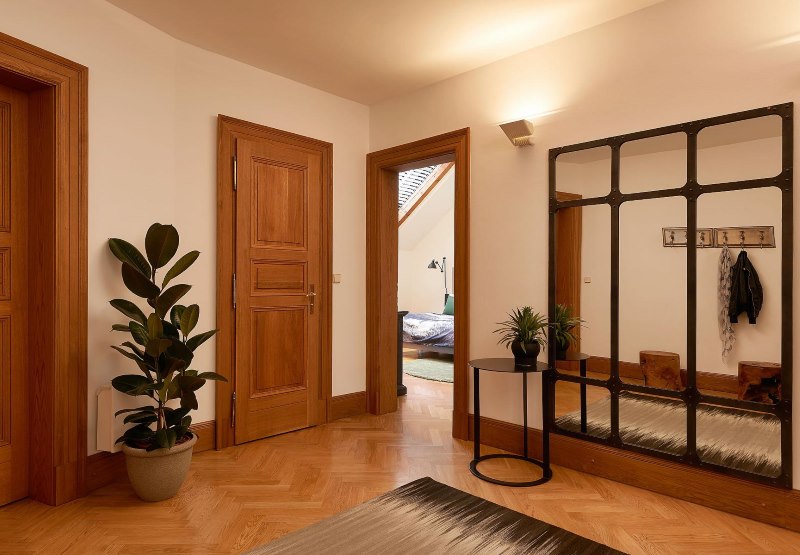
xmin=555 ymin=391 xmax=780 ymax=477
xmin=403 ymin=357 xmax=454 ymax=382
xmin=248 ymin=477 xmax=624 ymax=554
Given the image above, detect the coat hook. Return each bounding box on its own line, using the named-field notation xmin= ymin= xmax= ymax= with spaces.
xmin=670 ymin=230 xmax=675 ymax=245
xmin=722 ymin=231 xmax=728 ymax=245
xmin=760 ymin=230 xmax=764 ymax=248
xmin=740 ymin=230 xmax=745 ymax=248
xmin=700 ymin=231 xmax=705 ymax=246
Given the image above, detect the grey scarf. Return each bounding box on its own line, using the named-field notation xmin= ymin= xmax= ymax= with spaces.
xmin=719 ymin=245 xmax=735 ymax=360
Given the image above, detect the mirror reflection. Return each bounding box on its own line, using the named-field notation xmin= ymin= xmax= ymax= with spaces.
xmin=619 ymin=197 xmax=687 ymax=391
xmin=620 ymin=132 xmax=687 ymax=193
xmin=697 ymin=115 xmax=782 ymax=185
xmin=554 ymin=382 xmax=610 ymax=440
xmin=555 ymin=146 xmax=611 ymax=198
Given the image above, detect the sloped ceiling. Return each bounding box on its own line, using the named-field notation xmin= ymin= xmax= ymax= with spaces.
xmin=107 ymin=0 xmax=664 ymax=104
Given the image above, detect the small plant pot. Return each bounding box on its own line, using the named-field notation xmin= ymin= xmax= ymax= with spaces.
xmin=511 ymin=341 xmax=540 ymax=366
xmin=556 ymin=347 xmax=568 ymax=360
xmin=121 ymin=433 xmax=197 ymax=502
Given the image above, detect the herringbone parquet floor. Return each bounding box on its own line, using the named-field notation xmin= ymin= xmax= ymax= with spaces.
xmin=2 ymin=375 xmax=799 ymax=554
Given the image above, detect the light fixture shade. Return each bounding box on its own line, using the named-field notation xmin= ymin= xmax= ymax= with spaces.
xmin=427 ymin=259 xmax=437 ymax=269
xmin=500 ymin=119 xmax=534 ymax=147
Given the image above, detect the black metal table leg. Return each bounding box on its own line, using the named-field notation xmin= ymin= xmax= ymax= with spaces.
xmin=469 ymin=359 xmax=551 ymax=487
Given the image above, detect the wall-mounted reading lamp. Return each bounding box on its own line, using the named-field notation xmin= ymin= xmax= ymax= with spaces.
xmin=500 ymin=119 xmax=535 ymax=147
xmin=427 ymin=257 xmax=448 ymax=305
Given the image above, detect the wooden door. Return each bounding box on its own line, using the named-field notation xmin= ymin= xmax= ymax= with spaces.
xmin=0 ymin=83 xmax=28 ymax=505
xmin=234 ymin=136 xmax=325 ymax=443
xmin=555 ymin=192 xmax=582 ymax=355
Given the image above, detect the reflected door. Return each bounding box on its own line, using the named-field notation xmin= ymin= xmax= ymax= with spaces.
xmin=234 ymin=136 xmax=325 ymax=444
xmin=0 ymin=83 xmax=28 ymax=505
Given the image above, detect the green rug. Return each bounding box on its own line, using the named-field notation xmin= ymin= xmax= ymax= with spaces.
xmin=403 ymin=358 xmax=453 ymax=383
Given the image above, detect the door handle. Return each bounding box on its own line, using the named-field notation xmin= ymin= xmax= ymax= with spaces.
xmin=306 ymin=285 xmax=316 ymax=314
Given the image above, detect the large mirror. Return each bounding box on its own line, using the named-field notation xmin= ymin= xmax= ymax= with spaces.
xmin=549 ymin=104 xmax=792 ymax=487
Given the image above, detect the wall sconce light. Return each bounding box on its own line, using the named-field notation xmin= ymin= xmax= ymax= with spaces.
xmin=500 ymin=119 xmax=534 ymax=147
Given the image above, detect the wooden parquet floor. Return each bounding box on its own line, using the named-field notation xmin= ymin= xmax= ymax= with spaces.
xmin=2 ymin=375 xmax=799 ymax=554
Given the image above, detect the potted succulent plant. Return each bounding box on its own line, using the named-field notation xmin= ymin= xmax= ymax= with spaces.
xmin=107 ymin=223 xmax=225 ymax=502
xmin=494 ymin=306 xmax=548 ymax=365
xmin=551 ymin=304 xmax=584 ymax=359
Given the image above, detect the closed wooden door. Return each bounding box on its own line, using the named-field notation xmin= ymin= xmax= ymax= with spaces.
xmin=0 ymin=83 xmax=28 ymax=505
xmin=234 ymin=136 xmax=325 ymax=443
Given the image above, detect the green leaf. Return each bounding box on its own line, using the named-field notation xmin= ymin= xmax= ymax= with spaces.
xmin=121 ymin=341 xmax=145 ymax=358
xmin=179 ymin=305 xmax=200 ymax=337
xmin=117 ymin=424 xmax=155 ymax=444
xmin=114 ymin=406 xmax=156 ymax=417
xmin=180 ymin=389 xmax=198 ymax=411
xmin=162 ymin=250 xmax=199 ymax=288
xmin=110 ymin=345 xmax=143 ymax=362
xmin=147 ymin=313 xmax=164 ymax=340
xmin=123 ymin=411 xmax=157 ymax=425
xmin=111 ymin=374 xmax=155 ymax=396
xmin=170 ymin=305 xmax=186 ymax=330
xmin=177 ymin=374 xmax=205 ymax=392
xmin=109 ymin=299 xmax=147 ymax=325
xmin=145 ymin=338 xmax=172 ymax=358
xmin=111 ymin=324 xmax=130 ymax=332
xmin=145 ymin=223 xmax=179 ymax=269
xmin=165 ymin=407 xmax=191 ymax=427
xmin=162 ymin=320 xmax=180 ymax=340
xmin=108 ymin=238 xmax=151 ymax=277
xmin=186 ymin=329 xmax=218 ymax=352
xmin=129 ymin=321 xmax=149 ymax=346
xmin=122 ymin=263 xmax=160 ymax=299
xmin=167 ymin=340 xmax=194 ymax=366
xmin=156 ymin=284 xmax=191 ymax=319
xmin=197 ymin=371 xmax=228 ymax=382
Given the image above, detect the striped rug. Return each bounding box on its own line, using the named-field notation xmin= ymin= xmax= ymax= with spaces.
xmin=249 ymin=477 xmax=623 ymax=554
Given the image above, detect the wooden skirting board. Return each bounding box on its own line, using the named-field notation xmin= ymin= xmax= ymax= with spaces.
xmin=557 ymin=356 xmax=739 ymax=395
xmin=86 ymin=421 xmax=216 ymax=492
xmin=330 ymin=391 xmax=367 ymax=421
xmin=465 ymin=412 xmax=800 ymax=532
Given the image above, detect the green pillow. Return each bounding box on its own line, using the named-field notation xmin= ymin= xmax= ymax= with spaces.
xmin=443 ymin=295 xmax=454 ymax=315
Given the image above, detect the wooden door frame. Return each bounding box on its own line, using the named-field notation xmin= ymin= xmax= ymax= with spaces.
xmin=366 ymin=129 xmax=470 ymax=440
xmin=555 ymin=191 xmax=582 ymax=357
xmin=0 ymin=32 xmax=88 ymax=505
xmin=215 ymin=115 xmax=333 ymax=449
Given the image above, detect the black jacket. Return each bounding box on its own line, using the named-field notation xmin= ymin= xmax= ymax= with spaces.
xmin=729 ymin=250 xmax=763 ymax=324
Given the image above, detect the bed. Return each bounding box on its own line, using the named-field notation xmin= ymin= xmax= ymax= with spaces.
xmin=401 ymin=312 xmax=454 ymax=355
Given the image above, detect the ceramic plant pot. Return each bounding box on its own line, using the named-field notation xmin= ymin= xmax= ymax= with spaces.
xmin=121 ymin=433 xmax=197 ymax=502
xmin=511 ymin=341 xmax=541 ymax=366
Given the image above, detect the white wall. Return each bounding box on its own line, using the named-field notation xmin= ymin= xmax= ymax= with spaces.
xmin=398 ymin=168 xmax=455 ymax=313
xmin=1 ymin=0 xmax=369 ymax=453
xmin=369 ymin=0 xmax=800 ymax=484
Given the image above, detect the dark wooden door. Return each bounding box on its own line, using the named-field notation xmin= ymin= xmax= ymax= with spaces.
xmin=555 ymin=191 xmax=582 ymax=355
xmin=0 ymin=82 xmax=28 ymax=505
xmin=234 ymin=135 xmax=325 ymax=443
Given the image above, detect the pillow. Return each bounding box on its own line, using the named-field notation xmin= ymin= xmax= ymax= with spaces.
xmin=443 ymin=295 xmax=454 ymax=315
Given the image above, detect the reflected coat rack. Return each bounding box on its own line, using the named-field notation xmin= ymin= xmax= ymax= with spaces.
xmin=662 ymin=226 xmax=775 ymax=248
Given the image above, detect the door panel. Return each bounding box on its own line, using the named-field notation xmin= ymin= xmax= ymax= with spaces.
xmin=235 ymin=136 xmax=324 ymax=444
xmin=0 ymin=83 xmax=28 ymax=505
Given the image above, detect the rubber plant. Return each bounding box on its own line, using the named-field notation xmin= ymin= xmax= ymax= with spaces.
xmin=108 ymin=223 xmax=226 ymax=450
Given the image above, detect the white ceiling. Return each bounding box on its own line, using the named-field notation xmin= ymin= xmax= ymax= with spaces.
xmin=108 ymin=0 xmax=664 ymax=104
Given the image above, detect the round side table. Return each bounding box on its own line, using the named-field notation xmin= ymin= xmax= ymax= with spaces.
xmin=469 ymin=358 xmax=552 ymax=487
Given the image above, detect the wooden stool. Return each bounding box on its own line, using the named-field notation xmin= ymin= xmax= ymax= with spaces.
xmin=640 ymin=351 xmax=682 ymax=390
xmin=738 ymin=361 xmax=781 ymax=403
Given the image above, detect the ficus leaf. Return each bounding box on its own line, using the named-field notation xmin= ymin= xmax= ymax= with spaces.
xmin=162 ymin=250 xmax=199 ymax=288
xmin=145 ymin=223 xmax=179 ymax=269
xmin=147 ymin=314 xmax=164 ymax=340
xmin=110 ymin=345 xmax=143 ymax=362
xmin=197 ymin=371 xmax=228 ymax=382
xmin=156 ymin=284 xmax=191 ymax=319
xmin=109 ymin=299 xmax=147 ymax=325
xmin=108 ymin=238 xmax=151 ymax=277
xmin=111 ymin=374 xmax=155 ymax=396
xmin=122 ymin=263 xmax=160 ymax=299
xmin=129 ymin=322 xmax=149 ymax=346
xmin=170 ymin=305 xmax=186 ymax=330
xmin=167 ymin=340 xmax=194 ymax=366
xmin=180 ymin=305 xmax=199 ymax=337
xmin=186 ymin=329 xmax=218 ymax=352
xmin=111 ymin=324 xmax=130 ymax=332
xmin=145 ymin=338 xmax=172 ymax=358
xmin=114 ymin=406 xmax=156 ymax=417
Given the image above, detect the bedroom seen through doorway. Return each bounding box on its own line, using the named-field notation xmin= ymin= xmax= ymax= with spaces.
xmin=398 ymin=162 xmax=455 ymax=396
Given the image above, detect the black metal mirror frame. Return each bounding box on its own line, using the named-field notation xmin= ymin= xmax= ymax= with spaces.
xmin=547 ymin=103 xmax=793 ymax=488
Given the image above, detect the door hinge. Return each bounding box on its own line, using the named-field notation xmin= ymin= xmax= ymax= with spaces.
xmin=232 ymin=155 xmax=238 ymax=190
xmin=232 ymin=273 xmax=237 ymax=310
xmin=231 ymin=391 xmax=236 ymax=427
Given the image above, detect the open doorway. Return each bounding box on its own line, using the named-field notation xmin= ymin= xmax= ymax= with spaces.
xmin=365 ymin=129 xmax=470 ymax=440
xmin=398 ymin=163 xmax=455 ymax=391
